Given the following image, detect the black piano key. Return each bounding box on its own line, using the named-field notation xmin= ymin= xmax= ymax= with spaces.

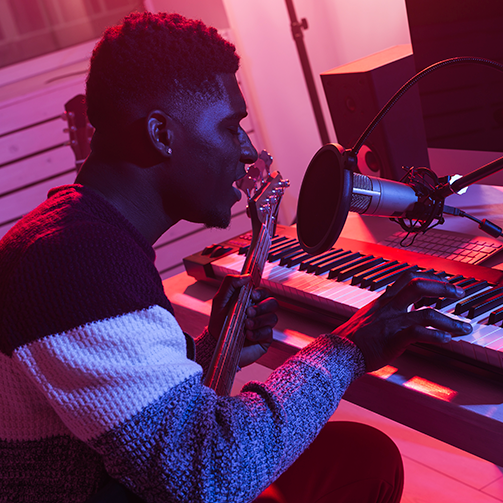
xmin=269 ymin=245 xmax=303 ymax=262
xmin=271 ymin=235 xmax=293 ymax=246
xmin=369 ymin=265 xmax=420 ymax=291
xmin=280 ymin=250 xmax=312 ymax=267
xmin=414 ymin=271 xmax=451 ymax=308
xmin=314 ymin=252 xmax=362 ymax=276
xmin=328 ymin=255 xmax=374 ymax=278
xmin=419 ymin=269 xmax=435 ymax=275
xmin=270 ymin=237 xmax=297 ymax=252
xmin=268 ymin=238 xmax=297 ymax=255
xmin=435 ymin=278 xmax=478 ymax=309
xmin=447 ymin=275 xmax=466 ymax=285
xmin=415 ymin=297 xmax=437 ymax=308
xmin=326 ymin=255 xmax=372 ymax=279
xmin=454 ymin=286 xmax=503 ymax=315
xmin=241 ymin=235 xmax=289 ymax=256
xmin=360 ymin=262 xmax=406 ymax=288
xmin=259 ymin=235 xmax=290 ymax=253
xmin=333 ymin=257 xmax=386 ymax=282
xmin=239 ymin=244 xmax=250 ymax=255
xmin=267 ymin=240 xmax=301 ymax=262
xmin=468 ymin=291 xmax=503 ymax=318
xmin=463 ymin=280 xmax=489 ymax=297
xmin=488 ymin=305 xmax=503 ymax=324
xmin=455 ymin=278 xmax=477 ymax=287
xmin=299 ymin=248 xmax=343 ymax=271
xmin=307 ymin=250 xmax=351 ymax=274
xmin=352 ymin=261 xmax=399 ymax=285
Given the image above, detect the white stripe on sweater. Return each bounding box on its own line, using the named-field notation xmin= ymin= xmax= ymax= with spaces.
xmin=14 ymin=305 xmax=201 ymax=441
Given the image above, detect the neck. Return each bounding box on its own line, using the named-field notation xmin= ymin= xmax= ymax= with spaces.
xmin=76 ymin=153 xmax=175 ymax=245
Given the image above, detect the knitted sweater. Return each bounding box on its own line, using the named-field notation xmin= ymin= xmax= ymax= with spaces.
xmin=0 ymin=185 xmax=366 ymax=503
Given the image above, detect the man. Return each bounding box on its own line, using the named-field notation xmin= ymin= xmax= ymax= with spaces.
xmin=0 ymin=12 xmax=472 ymax=503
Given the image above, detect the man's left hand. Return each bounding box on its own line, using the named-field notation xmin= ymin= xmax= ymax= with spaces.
xmin=208 ymin=275 xmax=279 ymax=368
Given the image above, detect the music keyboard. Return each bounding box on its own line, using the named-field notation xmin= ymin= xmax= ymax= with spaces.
xmin=184 ymin=225 xmax=503 ymax=371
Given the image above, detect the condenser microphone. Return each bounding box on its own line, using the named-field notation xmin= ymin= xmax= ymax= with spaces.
xmin=297 ymin=143 xmax=420 ymax=255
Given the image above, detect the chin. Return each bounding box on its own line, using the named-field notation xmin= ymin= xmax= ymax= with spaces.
xmin=204 ymin=211 xmax=231 ymax=230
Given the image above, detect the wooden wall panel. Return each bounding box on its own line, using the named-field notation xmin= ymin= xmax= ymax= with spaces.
xmin=0 ymin=146 xmax=74 ymax=195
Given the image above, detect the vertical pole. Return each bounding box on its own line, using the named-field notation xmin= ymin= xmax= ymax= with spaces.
xmin=284 ymin=0 xmax=330 ymax=145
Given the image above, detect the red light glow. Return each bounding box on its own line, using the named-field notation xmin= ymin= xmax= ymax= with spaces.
xmin=369 ymin=365 xmax=398 ymax=379
xmin=404 ymin=377 xmax=457 ymax=402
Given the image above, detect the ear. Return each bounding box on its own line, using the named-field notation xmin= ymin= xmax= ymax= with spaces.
xmin=146 ymin=110 xmax=175 ymax=158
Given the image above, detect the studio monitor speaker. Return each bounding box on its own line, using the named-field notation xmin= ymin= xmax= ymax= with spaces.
xmin=321 ymin=44 xmax=430 ymax=180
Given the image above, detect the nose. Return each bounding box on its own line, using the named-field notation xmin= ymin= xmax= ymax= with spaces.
xmin=239 ymin=127 xmax=258 ymax=165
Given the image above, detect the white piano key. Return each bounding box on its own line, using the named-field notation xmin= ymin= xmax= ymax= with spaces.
xmin=484 ymin=336 xmax=503 ymax=367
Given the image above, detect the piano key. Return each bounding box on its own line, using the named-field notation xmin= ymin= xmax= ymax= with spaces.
xmin=488 ymin=305 xmax=503 ymax=324
xmin=334 ymin=257 xmax=386 ymax=282
xmin=369 ymin=265 xmax=420 ymax=291
xmin=454 ymin=286 xmax=503 ymax=315
xmin=280 ymin=250 xmax=312 ymax=267
xmin=269 ymin=236 xmax=295 ymax=250
xmin=485 ymin=337 xmax=503 ymax=367
xmin=299 ymin=248 xmax=344 ymax=271
xmin=268 ymin=241 xmax=300 ymax=261
xmin=360 ymin=262 xmax=407 ymax=288
xmin=352 ymin=261 xmax=399 ymax=285
xmin=436 ymin=279 xmax=484 ymax=308
xmin=269 ymin=243 xmax=303 ymax=262
xmin=313 ymin=252 xmax=362 ymax=275
xmin=307 ymin=250 xmax=352 ymax=274
xmin=448 ymin=275 xmax=466 ymax=284
xmin=468 ymin=291 xmax=503 ymax=318
xmin=240 ymin=234 xmax=287 ymax=255
xmin=327 ymin=255 xmax=376 ymax=279
xmin=453 ymin=278 xmax=477 ymax=288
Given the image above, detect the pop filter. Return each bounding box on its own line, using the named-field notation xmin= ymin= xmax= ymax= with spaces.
xmin=297 ymin=144 xmax=353 ymax=255
xmin=297 ymin=143 xmax=419 ymax=255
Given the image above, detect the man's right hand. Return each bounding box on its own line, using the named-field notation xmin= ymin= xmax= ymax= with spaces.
xmin=332 ymin=271 xmax=473 ymax=372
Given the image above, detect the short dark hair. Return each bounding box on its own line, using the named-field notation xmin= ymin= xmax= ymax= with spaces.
xmin=85 ymin=11 xmax=240 ymax=131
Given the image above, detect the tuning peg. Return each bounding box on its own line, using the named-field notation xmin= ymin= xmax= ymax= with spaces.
xmin=259 ymin=203 xmax=271 ymax=214
xmin=247 ymin=164 xmax=261 ymax=181
xmin=258 ymin=150 xmax=273 ymax=175
xmin=236 ymin=174 xmax=256 ymax=194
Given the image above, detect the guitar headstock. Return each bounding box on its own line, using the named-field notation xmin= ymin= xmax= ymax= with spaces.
xmin=63 ymin=94 xmax=94 ymax=173
xmin=239 ymin=151 xmax=289 ymax=235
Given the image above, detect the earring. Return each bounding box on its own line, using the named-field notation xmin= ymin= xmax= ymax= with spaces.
xmin=166 ymin=146 xmax=172 ymax=155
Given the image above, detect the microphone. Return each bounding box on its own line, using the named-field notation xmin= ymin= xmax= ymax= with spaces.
xmin=297 ymin=143 xmax=423 ymax=255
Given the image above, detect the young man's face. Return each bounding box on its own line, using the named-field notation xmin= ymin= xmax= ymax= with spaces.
xmin=164 ymin=73 xmax=258 ymax=228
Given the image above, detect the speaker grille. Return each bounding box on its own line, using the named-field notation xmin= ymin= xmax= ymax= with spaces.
xmin=350 ymin=173 xmax=372 ymax=213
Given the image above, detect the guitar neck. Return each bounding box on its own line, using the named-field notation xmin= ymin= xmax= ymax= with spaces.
xmin=204 ymin=226 xmax=272 ymax=396
xmin=202 ymin=164 xmax=288 ymax=396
